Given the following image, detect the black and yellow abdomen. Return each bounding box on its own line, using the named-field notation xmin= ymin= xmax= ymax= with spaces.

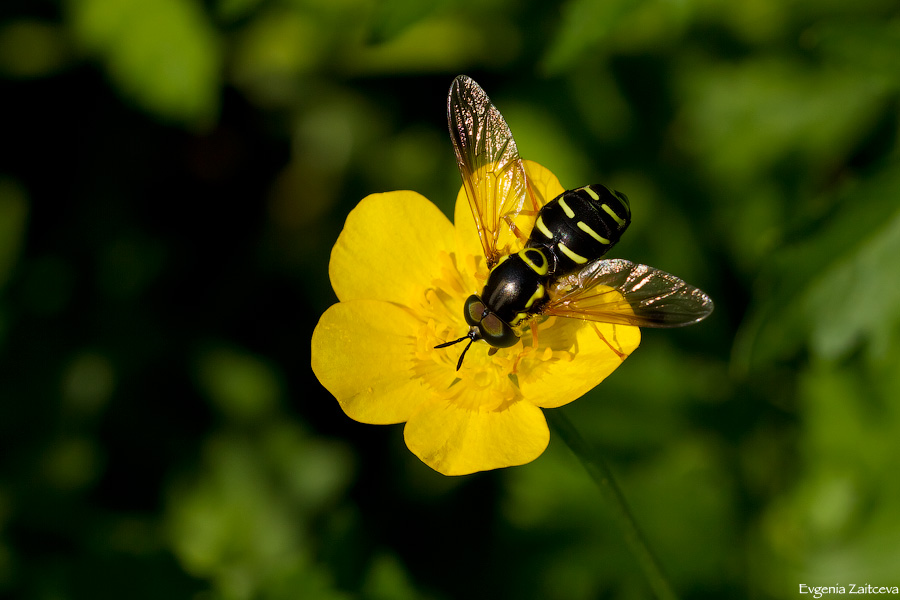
xmin=527 ymin=184 xmax=631 ymax=276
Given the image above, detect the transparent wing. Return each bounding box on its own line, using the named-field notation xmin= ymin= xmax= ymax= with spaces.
xmin=543 ymin=258 xmax=714 ymax=327
xmin=448 ymin=75 xmax=536 ymax=268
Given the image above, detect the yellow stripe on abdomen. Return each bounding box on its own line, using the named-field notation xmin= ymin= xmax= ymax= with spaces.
xmin=557 ymin=241 xmax=588 ymax=264
xmin=576 ymin=220 xmax=610 ymax=244
xmin=601 ymin=203 xmax=627 ymax=227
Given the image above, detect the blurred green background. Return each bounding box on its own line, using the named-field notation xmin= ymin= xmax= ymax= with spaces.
xmin=2 ymin=0 xmax=900 ymax=598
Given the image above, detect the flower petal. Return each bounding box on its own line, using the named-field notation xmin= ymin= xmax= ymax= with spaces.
xmin=453 ymin=160 xmax=565 ymax=262
xmin=404 ymin=398 xmax=549 ymax=475
xmin=311 ymin=300 xmax=425 ymax=424
xmin=521 ymin=319 xmax=641 ymax=409
xmin=330 ymin=191 xmax=456 ymax=304
xmin=523 ymin=159 xmax=566 ymax=205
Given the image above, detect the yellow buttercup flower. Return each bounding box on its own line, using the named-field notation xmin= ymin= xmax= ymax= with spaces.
xmin=311 ymin=161 xmax=640 ymax=476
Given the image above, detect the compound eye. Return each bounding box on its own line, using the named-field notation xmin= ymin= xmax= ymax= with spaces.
xmin=480 ymin=313 xmax=503 ymax=337
xmin=463 ymin=295 xmax=486 ymax=326
xmin=480 ymin=313 xmax=519 ymax=348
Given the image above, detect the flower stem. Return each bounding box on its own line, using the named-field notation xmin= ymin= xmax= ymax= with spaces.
xmin=546 ymin=409 xmax=680 ymax=600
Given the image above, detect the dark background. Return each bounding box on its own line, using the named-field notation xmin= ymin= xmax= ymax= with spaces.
xmin=2 ymin=0 xmax=900 ymax=598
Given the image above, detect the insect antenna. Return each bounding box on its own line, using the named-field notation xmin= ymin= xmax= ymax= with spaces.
xmin=434 ymin=335 xmax=475 ymax=371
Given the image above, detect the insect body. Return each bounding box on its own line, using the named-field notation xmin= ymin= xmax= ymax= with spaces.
xmin=527 ymin=183 xmax=632 ymax=276
xmin=458 ymin=185 xmax=631 ymax=345
xmin=438 ymin=76 xmax=713 ymax=370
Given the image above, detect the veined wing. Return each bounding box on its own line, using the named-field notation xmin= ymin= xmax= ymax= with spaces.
xmin=543 ymin=258 xmax=714 ymax=327
xmin=448 ymin=75 xmax=534 ymax=268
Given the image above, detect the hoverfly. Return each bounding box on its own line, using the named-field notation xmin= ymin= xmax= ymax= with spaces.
xmin=437 ymin=75 xmax=714 ymax=370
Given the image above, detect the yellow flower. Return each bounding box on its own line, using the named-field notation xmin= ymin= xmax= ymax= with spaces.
xmin=311 ymin=161 xmax=640 ymax=475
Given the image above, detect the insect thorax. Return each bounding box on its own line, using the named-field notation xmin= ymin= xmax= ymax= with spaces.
xmin=481 ymin=247 xmax=550 ymax=327
xmin=527 ymin=184 xmax=631 ymax=276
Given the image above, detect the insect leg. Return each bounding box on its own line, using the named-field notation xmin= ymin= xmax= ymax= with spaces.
xmin=502 ymin=209 xmax=539 ymax=243
xmin=590 ymin=323 xmax=628 ymax=361
xmin=525 ymin=179 xmax=545 ymax=212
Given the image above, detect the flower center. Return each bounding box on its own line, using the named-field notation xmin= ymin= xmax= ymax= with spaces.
xmin=410 ymin=250 xmax=583 ymax=412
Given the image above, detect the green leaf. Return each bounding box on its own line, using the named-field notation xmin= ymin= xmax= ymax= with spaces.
xmin=195 ymin=346 xmax=282 ymax=421
xmin=165 ymin=426 xmax=354 ymax=598
xmin=214 ymin=0 xmax=265 ymax=23
xmin=361 ymin=553 xmax=422 ymax=600
xmin=809 ymin=20 xmax=900 ymax=89
xmin=676 ymin=58 xmax=888 ymax=186
xmin=230 ymin=7 xmax=322 ymax=106
xmin=346 ymin=15 xmax=513 ymax=75
xmin=366 ymin=0 xmax=444 ymax=43
xmin=805 ymin=205 xmax=900 ymax=361
xmin=67 ymin=0 xmax=222 ymax=129
xmin=759 ymin=357 xmax=900 ymax=584
xmin=733 ymin=162 xmax=900 ymax=371
xmin=541 ymin=0 xmax=638 ymax=74
xmin=0 ymin=20 xmax=71 ymax=78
